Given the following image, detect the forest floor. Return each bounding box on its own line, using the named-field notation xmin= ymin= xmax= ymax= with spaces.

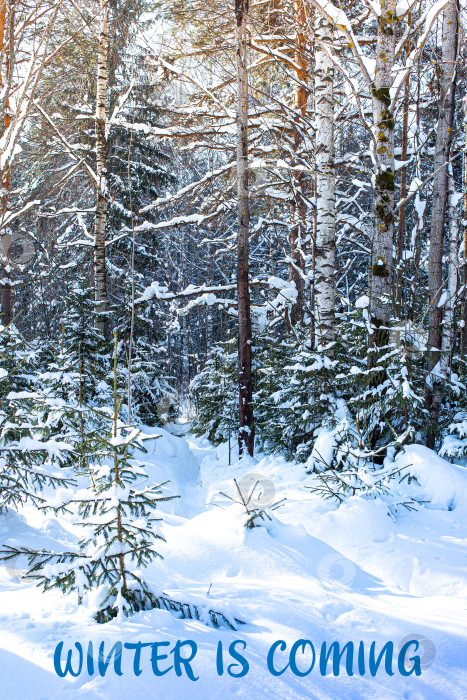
xmin=0 ymin=424 xmax=466 ymax=699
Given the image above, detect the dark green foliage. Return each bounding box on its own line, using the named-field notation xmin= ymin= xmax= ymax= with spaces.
xmin=0 ymin=411 xmax=177 ymax=621
xmin=107 ymin=112 xmax=174 ymax=232
xmin=127 ymin=336 xmax=178 ymax=426
xmin=111 ymin=326 xmax=178 ymax=427
xmin=337 ymin=311 xmax=427 ymax=454
xmin=191 ymin=337 xmax=238 ymax=444
xmin=61 ymin=282 xmax=110 ymax=405
xmin=0 ymin=326 xmax=76 ymax=512
xmin=191 ymin=309 xmax=437 ymax=474
xmin=0 ymin=323 xmax=36 ymax=410
xmin=0 ymin=285 xmax=112 ymax=481
xmin=255 ymin=328 xmax=342 ymax=462
xmin=105 ymin=80 xmax=178 ymax=427
xmin=0 ymin=333 xmax=181 ymax=622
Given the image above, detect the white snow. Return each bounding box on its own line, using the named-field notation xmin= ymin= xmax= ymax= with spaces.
xmin=395 ymin=0 xmax=410 ymax=17
xmin=355 ymin=295 xmax=370 ymax=309
xmin=437 ymin=291 xmax=448 ymax=308
xmin=0 ymin=427 xmax=466 ymax=698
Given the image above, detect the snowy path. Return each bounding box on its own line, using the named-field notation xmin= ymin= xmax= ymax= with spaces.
xmin=0 ymin=427 xmax=466 ymax=699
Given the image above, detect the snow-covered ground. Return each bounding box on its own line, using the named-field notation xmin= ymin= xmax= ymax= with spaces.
xmin=0 ymin=426 xmax=466 ymax=699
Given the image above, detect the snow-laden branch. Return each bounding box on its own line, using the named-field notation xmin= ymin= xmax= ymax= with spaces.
xmin=33 ymin=101 xmax=98 ymax=184
xmin=135 ymin=280 xmax=269 ymax=305
xmin=392 ymin=0 xmax=448 ymax=100
xmin=304 ymin=0 xmax=372 ymax=86
xmin=0 ymin=199 xmax=41 ymax=230
xmin=140 ymin=161 xmax=236 ymax=214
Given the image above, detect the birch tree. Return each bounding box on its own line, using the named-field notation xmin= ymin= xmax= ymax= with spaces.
xmin=313 ymin=13 xmax=336 ymax=351
xmin=288 ymin=0 xmax=308 ymax=326
xmin=425 ymin=0 xmax=458 ymax=446
xmin=395 ymin=12 xmax=412 ymax=315
xmin=94 ymin=0 xmax=109 ymax=335
xmin=369 ymin=0 xmax=397 ymax=351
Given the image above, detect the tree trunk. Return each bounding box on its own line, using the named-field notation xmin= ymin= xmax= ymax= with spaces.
xmin=462 ymin=94 xmax=467 ymax=356
xmin=314 ymin=13 xmax=336 ymax=351
xmin=309 ymin=172 xmax=317 ymax=348
xmin=439 ymin=171 xmax=459 ymax=378
xmin=369 ymin=0 xmax=396 ymax=352
xmin=288 ymin=0 xmax=307 ymax=326
xmin=235 ymin=0 xmax=254 ymax=457
xmin=425 ymin=0 xmax=458 ymax=448
xmin=94 ymin=0 xmax=109 ymax=335
xmin=0 ymin=0 xmax=12 ymax=327
xmin=395 ymin=18 xmax=411 ymax=316
xmin=432 ymin=171 xmax=459 ymax=435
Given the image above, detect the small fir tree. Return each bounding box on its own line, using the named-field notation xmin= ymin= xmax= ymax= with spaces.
xmin=0 ymin=334 xmax=177 ymax=621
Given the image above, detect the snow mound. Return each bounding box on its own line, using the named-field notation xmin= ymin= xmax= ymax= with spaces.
xmin=393 ymin=444 xmax=467 ymax=510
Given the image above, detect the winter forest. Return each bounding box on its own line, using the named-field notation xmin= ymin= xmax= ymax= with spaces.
xmin=0 ymin=0 xmax=466 ymax=698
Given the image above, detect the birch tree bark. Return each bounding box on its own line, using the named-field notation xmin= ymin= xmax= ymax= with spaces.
xmin=462 ymin=95 xmax=467 ymax=355
xmin=94 ymin=0 xmax=109 ymax=335
xmin=314 ymin=13 xmax=336 ymax=351
xmin=395 ymin=16 xmax=411 ymax=316
xmin=0 ymin=0 xmax=12 ymax=327
xmin=369 ymin=0 xmax=396 ymax=351
xmin=425 ymin=0 xmax=458 ymax=447
xmin=235 ymin=0 xmax=254 ymax=457
xmin=288 ymin=0 xmax=307 ymax=326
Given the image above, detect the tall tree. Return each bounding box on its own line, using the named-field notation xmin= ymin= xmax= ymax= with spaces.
xmin=313 ymin=13 xmax=336 ymax=351
xmin=369 ymin=0 xmax=397 ymax=351
xmin=288 ymin=0 xmax=308 ymax=326
xmin=395 ymin=14 xmax=412 ymax=315
xmin=235 ymin=0 xmax=254 ymax=457
xmin=94 ymin=0 xmax=109 ymax=335
xmin=425 ymin=0 xmax=458 ymax=447
xmin=0 ymin=0 xmax=12 ymax=326
xmin=461 ymin=72 xmax=467 ymax=354
xmin=439 ymin=170 xmax=459 ymax=380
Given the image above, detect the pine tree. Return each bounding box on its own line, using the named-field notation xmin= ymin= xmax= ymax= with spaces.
xmin=61 ymin=281 xmax=110 ymax=404
xmin=255 ymin=326 xmax=342 ymax=462
xmin=125 ymin=334 xmax=177 ymax=426
xmin=2 ymin=283 xmax=112 ymax=477
xmin=191 ymin=336 xmax=238 ymax=445
xmin=0 ymin=334 xmax=177 ymax=622
xmin=0 ymin=325 xmax=74 ymax=512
